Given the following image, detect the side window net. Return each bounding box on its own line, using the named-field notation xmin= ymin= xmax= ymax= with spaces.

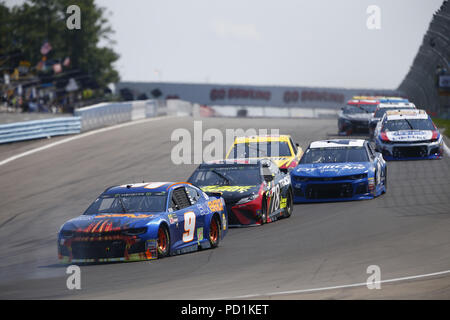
xmin=172 ymin=187 xmax=192 ymax=210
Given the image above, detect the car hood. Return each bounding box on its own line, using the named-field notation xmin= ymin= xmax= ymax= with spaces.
xmin=61 ymin=212 xmax=162 ymax=232
xmin=385 ymin=130 xmax=433 ymax=142
xmin=199 ymin=185 xmax=261 ymax=201
xmin=293 ymin=162 xmax=370 ymax=177
xmin=342 ymin=113 xmax=373 ymax=121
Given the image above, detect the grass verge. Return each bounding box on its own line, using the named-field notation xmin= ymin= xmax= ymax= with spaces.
xmin=433 ymin=118 xmax=450 ymax=138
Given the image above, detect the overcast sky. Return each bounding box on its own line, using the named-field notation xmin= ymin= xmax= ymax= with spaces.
xmin=6 ymin=0 xmax=445 ymax=89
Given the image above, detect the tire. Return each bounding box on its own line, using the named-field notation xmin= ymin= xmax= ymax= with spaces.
xmin=284 ymin=189 xmax=293 ymax=218
xmin=260 ymin=197 xmax=268 ymax=225
xmin=209 ymin=215 xmax=221 ymax=248
xmin=157 ymin=225 xmax=170 ymax=258
xmin=383 ymin=167 xmax=387 ymax=192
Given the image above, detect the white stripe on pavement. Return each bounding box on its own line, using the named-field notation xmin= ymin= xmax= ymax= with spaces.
xmin=217 ymin=269 xmax=450 ymax=299
xmin=0 ymin=116 xmax=176 ymax=167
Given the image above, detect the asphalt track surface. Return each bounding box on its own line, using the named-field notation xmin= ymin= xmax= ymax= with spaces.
xmin=0 ymin=116 xmax=449 ymax=299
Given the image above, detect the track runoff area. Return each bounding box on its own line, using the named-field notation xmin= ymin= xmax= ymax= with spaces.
xmin=0 ymin=116 xmax=449 ymax=308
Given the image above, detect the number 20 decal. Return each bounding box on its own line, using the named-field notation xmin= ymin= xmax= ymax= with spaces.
xmin=183 ymin=211 xmax=196 ymax=243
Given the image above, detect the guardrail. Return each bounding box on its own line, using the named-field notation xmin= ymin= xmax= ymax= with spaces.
xmin=74 ymin=100 xmax=159 ymax=131
xmin=0 ymin=117 xmax=81 ymax=144
xmin=0 ymin=99 xmax=193 ymax=144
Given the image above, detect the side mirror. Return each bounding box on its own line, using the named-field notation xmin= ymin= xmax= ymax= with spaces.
xmin=264 ymin=174 xmax=274 ymax=182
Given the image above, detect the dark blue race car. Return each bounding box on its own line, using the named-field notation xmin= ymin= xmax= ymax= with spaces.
xmin=290 ymin=139 xmax=387 ymax=203
xmin=58 ymin=182 xmax=228 ymax=263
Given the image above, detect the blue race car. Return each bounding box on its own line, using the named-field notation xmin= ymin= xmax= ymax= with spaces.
xmin=290 ymin=139 xmax=387 ymax=203
xmin=58 ymin=182 xmax=228 ymax=263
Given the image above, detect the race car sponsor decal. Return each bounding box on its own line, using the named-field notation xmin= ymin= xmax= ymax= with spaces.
xmin=208 ymin=199 xmax=224 ymax=212
xmin=222 ymin=213 xmax=227 ymax=230
xmin=201 ymin=185 xmax=257 ymax=193
xmin=280 ymin=197 xmax=287 ymax=209
xmin=146 ymin=239 xmax=158 ymax=249
xmin=168 ymin=213 xmax=178 ymax=224
xmin=197 ymin=227 xmax=204 ymax=241
xmin=296 ymin=164 xmax=367 ymax=172
xmin=94 ymin=213 xmax=154 ymax=219
xmin=279 ymin=175 xmax=291 ymax=187
xmin=386 ymin=130 xmax=432 ymax=142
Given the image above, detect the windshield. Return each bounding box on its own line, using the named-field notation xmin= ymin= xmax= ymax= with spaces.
xmin=189 ymin=166 xmax=262 ymax=186
xmin=300 ymin=147 xmax=369 ymax=164
xmin=229 ymin=141 xmax=292 ymax=158
xmin=359 ymin=104 xmax=377 ymax=113
xmin=374 ymin=107 xmax=414 ymax=118
xmin=84 ymin=192 xmax=167 ymax=215
xmin=343 ymin=106 xmax=366 ymax=114
xmin=382 ymin=119 xmax=435 ymax=131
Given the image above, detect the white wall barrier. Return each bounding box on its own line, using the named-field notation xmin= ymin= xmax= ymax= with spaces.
xmin=0 ymin=99 xmax=197 ymax=144
xmin=195 ymin=105 xmax=339 ymax=119
xmin=74 ymin=100 xmax=160 ymax=132
xmin=0 ymin=117 xmax=81 ymax=144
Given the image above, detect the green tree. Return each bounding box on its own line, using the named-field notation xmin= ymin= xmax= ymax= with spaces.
xmin=0 ymin=0 xmax=119 ymax=88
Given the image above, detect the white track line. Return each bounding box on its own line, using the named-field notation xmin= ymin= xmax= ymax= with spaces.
xmin=218 ymin=269 xmax=450 ymax=299
xmin=0 ymin=115 xmax=175 ymax=167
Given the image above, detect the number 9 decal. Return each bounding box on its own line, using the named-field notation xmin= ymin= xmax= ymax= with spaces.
xmin=183 ymin=211 xmax=196 ymax=243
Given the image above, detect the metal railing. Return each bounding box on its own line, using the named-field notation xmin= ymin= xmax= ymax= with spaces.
xmin=74 ymin=100 xmax=159 ymax=132
xmin=0 ymin=117 xmax=81 ymax=144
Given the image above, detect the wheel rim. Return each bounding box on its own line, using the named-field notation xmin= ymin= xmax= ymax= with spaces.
xmin=210 ymin=218 xmax=218 ymax=243
xmin=261 ymin=198 xmax=267 ymax=224
xmin=158 ymin=228 xmax=168 ymax=252
xmin=287 ymin=192 xmax=293 ymax=215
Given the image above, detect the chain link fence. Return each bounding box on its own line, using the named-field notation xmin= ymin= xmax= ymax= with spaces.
xmin=398 ymin=0 xmax=450 ymax=119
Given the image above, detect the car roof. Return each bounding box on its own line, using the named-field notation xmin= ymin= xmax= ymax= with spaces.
xmin=378 ymin=98 xmax=409 ymax=103
xmin=104 ymin=182 xmax=192 ymax=194
xmin=201 ymin=158 xmax=268 ymax=167
xmin=385 ymin=109 xmax=428 ymax=120
xmin=377 ymin=102 xmax=415 ymax=109
xmin=347 ymin=99 xmax=379 ymax=105
xmin=233 ymin=135 xmax=292 ymax=143
xmin=309 ymin=139 xmax=366 ymax=149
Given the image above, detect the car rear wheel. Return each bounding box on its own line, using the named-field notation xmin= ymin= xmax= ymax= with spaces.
xmin=209 ymin=215 xmax=221 ymax=248
xmin=157 ymin=225 xmax=170 ymax=258
xmin=260 ymin=197 xmax=268 ymax=225
xmin=284 ymin=189 xmax=293 ymax=218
